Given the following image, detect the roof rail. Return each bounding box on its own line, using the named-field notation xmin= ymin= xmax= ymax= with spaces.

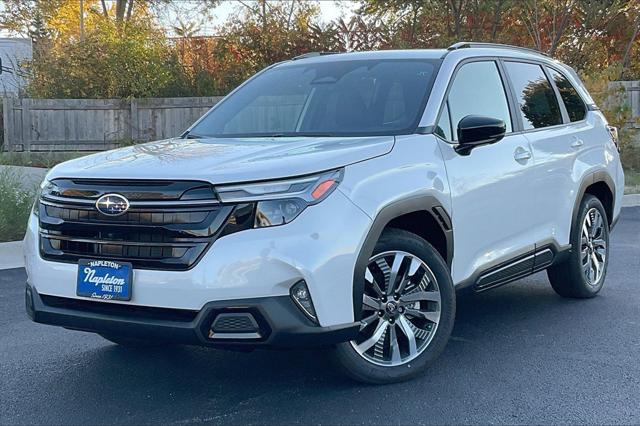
xmin=292 ymin=51 xmax=338 ymax=60
xmin=447 ymin=42 xmax=549 ymax=57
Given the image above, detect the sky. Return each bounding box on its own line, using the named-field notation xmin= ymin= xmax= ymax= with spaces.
xmin=0 ymin=1 xmax=358 ymax=38
xmin=210 ymin=1 xmax=355 ymax=23
xmin=160 ymin=1 xmax=357 ymax=37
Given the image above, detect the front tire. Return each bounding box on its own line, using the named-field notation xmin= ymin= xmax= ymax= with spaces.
xmin=547 ymin=195 xmax=610 ymax=298
xmin=333 ymin=229 xmax=455 ymax=384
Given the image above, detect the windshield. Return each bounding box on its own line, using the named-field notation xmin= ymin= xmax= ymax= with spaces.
xmin=189 ymin=59 xmax=439 ymax=138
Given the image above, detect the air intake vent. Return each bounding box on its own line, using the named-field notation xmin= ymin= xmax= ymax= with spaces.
xmin=209 ymin=313 xmax=261 ymax=339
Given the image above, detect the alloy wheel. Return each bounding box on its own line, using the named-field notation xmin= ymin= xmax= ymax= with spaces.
xmin=350 ymin=251 xmax=441 ymax=366
xmin=581 ymin=208 xmax=607 ymax=286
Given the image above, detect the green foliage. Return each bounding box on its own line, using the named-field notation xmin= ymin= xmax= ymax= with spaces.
xmin=581 ymin=65 xmax=640 ymax=190
xmin=27 ymin=18 xmax=189 ymax=98
xmin=625 ymin=166 xmax=640 ymax=194
xmin=0 ymin=168 xmax=38 ymax=242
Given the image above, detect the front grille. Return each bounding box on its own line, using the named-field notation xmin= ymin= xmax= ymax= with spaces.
xmin=38 ymin=179 xmax=242 ymax=270
xmin=45 ymin=205 xmax=210 ymax=225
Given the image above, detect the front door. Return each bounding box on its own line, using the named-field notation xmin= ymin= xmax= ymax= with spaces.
xmin=434 ymin=60 xmax=537 ymax=285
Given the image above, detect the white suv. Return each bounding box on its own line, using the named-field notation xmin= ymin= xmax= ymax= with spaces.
xmin=25 ymin=43 xmax=624 ymax=383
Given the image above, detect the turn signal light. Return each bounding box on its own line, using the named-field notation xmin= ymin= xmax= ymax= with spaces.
xmin=311 ymin=179 xmax=337 ymax=200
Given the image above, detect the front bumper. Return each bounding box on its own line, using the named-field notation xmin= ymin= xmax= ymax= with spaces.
xmin=26 ymin=284 xmax=359 ymax=348
xmin=24 ymin=189 xmax=372 ymax=327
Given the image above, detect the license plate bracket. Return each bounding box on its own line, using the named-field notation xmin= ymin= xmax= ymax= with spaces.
xmin=76 ymin=259 xmax=132 ymax=301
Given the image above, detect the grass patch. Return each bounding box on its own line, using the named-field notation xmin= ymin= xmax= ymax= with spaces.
xmin=0 ymin=151 xmax=89 ymax=168
xmin=0 ymin=168 xmax=38 ymax=242
xmin=625 ymin=169 xmax=640 ymax=194
xmin=621 ymin=142 xmax=640 ymax=194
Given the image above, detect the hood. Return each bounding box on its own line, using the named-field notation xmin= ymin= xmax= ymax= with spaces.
xmin=47 ymin=136 xmax=394 ymax=184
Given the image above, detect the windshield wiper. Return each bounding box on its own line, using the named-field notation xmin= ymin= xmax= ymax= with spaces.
xmin=183 ymin=132 xmax=337 ymax=138
xmin=181 ymin=130 xmax=208 ymax=139
xmin=185 ymin=133 xmax=207 ymax=139
xmin=265 ymin=132 xmax=336 ymax=138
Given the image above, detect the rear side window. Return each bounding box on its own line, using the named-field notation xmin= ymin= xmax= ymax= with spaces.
xmin=504 ymin=62 xmax=562 ymax=129
xmin=548 ymin=68 xmax=587 ymax=122
xmin=446 ymin=61 xmax=512 ymax=140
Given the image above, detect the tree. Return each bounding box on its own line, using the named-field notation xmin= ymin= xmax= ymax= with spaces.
xmin=517 ymin=0 xmax=576 ymax=56
xmin=620 ymin=3 xmax=640 ymax=78
xmin=3 ymin=0 xmax=638 ymax=100
xmin=0 ymin=0 xmax=67 ymax=39
xmin=27 ymin=17 xmax=187 ymax=98
xmin=172 ymin=19 xmax=202 ymax=38
xmin=99 ymin=0 xmax=166 ymax=23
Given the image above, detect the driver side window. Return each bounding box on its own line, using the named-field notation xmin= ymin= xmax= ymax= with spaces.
xmin=438 ymin=61 xmax=512 ymax=141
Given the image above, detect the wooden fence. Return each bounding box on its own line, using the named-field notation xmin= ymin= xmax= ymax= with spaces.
xmin=1 ymin=96 xmax=222 ymax=152
xmin=612 ymin=81 xmax=640 ymax=129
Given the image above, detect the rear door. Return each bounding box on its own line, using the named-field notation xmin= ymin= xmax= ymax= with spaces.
xmin=434 ymin=60 xmax=537 ymax=285
xmin=502 ymin=61 xmax=589 ymax=248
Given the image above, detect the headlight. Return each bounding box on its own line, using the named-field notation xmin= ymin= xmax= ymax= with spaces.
xmin=32 ymin=179 xmax=52 ymax=217
xmin=216 ymin=169 xmax=343 ymax=228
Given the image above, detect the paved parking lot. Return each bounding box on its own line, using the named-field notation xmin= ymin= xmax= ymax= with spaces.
xmin=1 ymin=207 xmax=639 ymax=425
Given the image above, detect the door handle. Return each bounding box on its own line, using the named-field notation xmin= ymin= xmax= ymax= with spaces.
xmin=571 ymin=139 xmax=584 ymax=148
xmin=514 ymin=147 xmax=532 ymax=162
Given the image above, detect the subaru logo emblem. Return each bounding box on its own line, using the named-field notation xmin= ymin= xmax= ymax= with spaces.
xmin=95 ymin=194 xmax=130 ymax=216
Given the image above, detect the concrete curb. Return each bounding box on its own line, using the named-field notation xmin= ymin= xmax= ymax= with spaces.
xmin=0 ymin=241 xmax=24 ymax=270
xmin=0 ymin=195 xmax=638 ymax=271
xmin=622 ymin=193 xmax=640 ymax=208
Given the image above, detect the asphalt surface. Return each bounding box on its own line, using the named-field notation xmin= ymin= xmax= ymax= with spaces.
xmin=1 ymin=207 xmax=639 ymax=425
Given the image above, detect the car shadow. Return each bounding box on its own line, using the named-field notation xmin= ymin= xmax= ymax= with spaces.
xmin=73 ymin=273 xmax=584 ymax=389
xmin=31 ymin=269 xmax=631 ymax=424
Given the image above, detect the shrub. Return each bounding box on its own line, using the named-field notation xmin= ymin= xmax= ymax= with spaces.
xmin=27 ymin=18 xmax=189 ymax=99
xmin=0 ymin=168 xmax=38 ymax=242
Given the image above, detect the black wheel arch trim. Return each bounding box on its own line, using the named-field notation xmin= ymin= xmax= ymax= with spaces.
xmin=572 ymin=170 xmax=616 ymax=231
xmin=351 ymin=195 xmax=453 ymax=321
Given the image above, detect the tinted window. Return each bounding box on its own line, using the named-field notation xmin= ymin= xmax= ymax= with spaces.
xmin=548 ymin=68 xmax=587 ymax=122
xmin=447 ymin=61 xmax=512 ymax=140
xmin=505 ymin=62 xmax=562 ymax=129
xmin=190 ymin=60 xmax=438 ymax=138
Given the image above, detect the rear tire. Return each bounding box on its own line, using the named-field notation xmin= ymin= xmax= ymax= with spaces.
xmin=547 ymin=195 xmax=609 ymax=298
xmin=333 ymin=229 xmax=455 ymax=384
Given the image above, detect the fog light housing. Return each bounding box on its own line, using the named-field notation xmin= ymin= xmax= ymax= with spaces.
xmin=290 ymin=280 xmax=317 ymax=323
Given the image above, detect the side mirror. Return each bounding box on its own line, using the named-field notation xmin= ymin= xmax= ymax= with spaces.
xmin=455 ymin=115 xmax=506 ymax=155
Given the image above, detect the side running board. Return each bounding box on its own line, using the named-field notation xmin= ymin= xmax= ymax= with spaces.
xmin=474 ymin=246 xmax=558 ymax=292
